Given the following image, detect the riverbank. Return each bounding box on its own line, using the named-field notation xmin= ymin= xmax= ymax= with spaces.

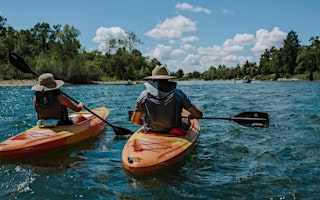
xmin=0 ymin=79 xmax=37 ymax=87
xmin=1 ymin=78 xmax=316 ymax=87
xmin=0 ymin=79 xmax=141 ymax=87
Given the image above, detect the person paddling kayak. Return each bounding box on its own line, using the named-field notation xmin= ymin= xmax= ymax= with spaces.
xmin=32 ymin=73 xmax=85 ymax=126
xmin=131 ymin=65 xmax=203 ymax=134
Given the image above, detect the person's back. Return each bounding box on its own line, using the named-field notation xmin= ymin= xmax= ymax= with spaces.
xmin=34 ymin=89 xmax=68 ymax=121
xmin=138 ymin=81 xmax=187 ymax=132
xmin=32 ymin=73 xmax=85 ymax=126
xmin=131 ymin=65 xmax=202 ymax=133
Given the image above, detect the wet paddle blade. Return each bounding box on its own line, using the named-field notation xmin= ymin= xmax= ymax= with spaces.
xmin=112 ymin=125 xmax=134 ymax=135
xmin=231 ymin=112 xmax=269 ymax=128
xmin=9 ymin=53 xmax=38 ymax=76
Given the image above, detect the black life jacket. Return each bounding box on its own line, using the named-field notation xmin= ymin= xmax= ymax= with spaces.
xmin=34 ymin=90 xmax=72 ymax=125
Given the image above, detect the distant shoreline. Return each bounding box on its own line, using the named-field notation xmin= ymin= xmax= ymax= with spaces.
xmin=0 ymin=79 xmax=37 ymax=87
xmin=0 ymin=78 xmax=313 ymax=87
xmin=0 ymin=80 xmax=138 ymax=87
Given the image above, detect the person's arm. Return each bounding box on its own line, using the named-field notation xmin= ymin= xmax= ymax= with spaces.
xmin=57 ymin=94 xmax=85 ymax=112
xmin=131 ymin=111 xmax=143 ymax=126
xmin=187 ymin=105 xmax=203 ymax=119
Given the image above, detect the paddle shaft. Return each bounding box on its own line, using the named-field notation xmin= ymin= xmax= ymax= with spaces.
xmin=130 ymin=110 xmax=269 ymax=128
xmin=61 ymin=91 xmax=114 ymax=127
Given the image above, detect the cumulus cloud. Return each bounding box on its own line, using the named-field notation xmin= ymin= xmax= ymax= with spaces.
xmin=92 ymin=26 xmax=127 ymax=52
xmin=181 ymin=36 xmax=199 ymax=43
xmin=176 ymin=3 xmax=211 ymax=14
xmin=145 ymin=15 xmax=197 ymax=40
xmin=184 ymin=54 xmax=201 ymax=65
xmin=145 ymin=44 xmax=172 ymax=60
xmin=216 ymin=8 xmax=234 ymax=15
xmin=181 ymin=44 xmax=195 ymax=51
xmin=145 ymin=4 xmax=286 ymax=73
xmin=182 ymin=28 xmax=285 ymax=71
xmin=233 ymin=33 xmax=256 ymax=46
xmin=172 ymin=49 xmax=186 ymax=56
xmin=251 ymin=27 xmax=287 ymax=56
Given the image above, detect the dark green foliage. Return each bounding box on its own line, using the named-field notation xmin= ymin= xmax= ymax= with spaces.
xmin=0 ymin=15 xmax=158 ymax=82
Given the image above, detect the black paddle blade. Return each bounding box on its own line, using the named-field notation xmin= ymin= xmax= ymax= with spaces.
xmin=9 ymin=52 xmax=38 ymax=76
xmin=231 ymin=112 xmax=269 ymax=128
xmin=112 ymin=125 xmax=134 ymax=135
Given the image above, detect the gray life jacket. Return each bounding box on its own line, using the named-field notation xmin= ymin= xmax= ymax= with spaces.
xmin=140 ymin=81 xmax=184 ymax=133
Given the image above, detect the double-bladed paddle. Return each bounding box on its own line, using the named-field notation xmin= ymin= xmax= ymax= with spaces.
xmin=199 ymin=111 xmax=269 ymax=128
xmin=9 ymin=52 xmax=133 ymax=136
xmin=128 ymin=110 xmax=269 ymax=128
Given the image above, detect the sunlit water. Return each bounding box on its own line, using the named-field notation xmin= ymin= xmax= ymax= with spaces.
xmin=0 ymin=81 xmax=319 ymax=199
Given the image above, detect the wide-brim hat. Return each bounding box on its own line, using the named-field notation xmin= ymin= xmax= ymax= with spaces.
xmin=31 ymin=73 xmax=64 ymax=91
xmin=143 ymin=65 xmax=175 ymax=80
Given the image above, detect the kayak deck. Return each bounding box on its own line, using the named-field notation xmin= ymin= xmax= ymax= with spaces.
xmin=0 ymin=106 xmax=109 ymax=161
xmin=122 ymin=118 xmax=200 ymax=175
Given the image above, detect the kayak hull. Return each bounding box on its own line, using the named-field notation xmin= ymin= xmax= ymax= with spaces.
xmin=0 ymin=106 xmax=109 ymax=161
xmin=122 ymin=118 xmax=200 ymax=175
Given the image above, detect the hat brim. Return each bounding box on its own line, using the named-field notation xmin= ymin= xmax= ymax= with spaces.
xmin=32 ymin=80 xmax=64 ymax=91
xmin=143 ymin=75 xmax=176 ymax=80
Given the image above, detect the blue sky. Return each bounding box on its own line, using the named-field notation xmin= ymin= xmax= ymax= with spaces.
xmin=0 ymin=0 xmax=319 ymax=73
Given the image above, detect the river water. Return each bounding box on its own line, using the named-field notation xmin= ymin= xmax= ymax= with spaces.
xmin=0 ymin=81 xmax=319 ymax=199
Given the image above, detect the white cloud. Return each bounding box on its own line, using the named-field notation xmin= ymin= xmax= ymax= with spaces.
xmin=181 ymin=36 xmax=199 ymax=43
xmin=183 ymin=28 xmax=286 ymax=72
xmin=216 ymin=8 xmax=234 ymax=15
xmin=176 ymin=3 xmax=211 ymax=14
xmin=92 ymin=26 xmax=127 ymax=52
xmin=181 ymin=44 xmax=195 ymax=51
xmin=184 ymin=54 xmax=201 ymax=65
xmin=145 ymin=44 xmax=172 ymax=60
xmin=233 ymin=33 xmax=256 ymax=46
xmin=143 ymin=8 xmax=286 ymax=73
xmin=172 ymin=49 xmax=186 ymax=56
xmin=145 ymin=15 xmax=197 ymax=40
xmin=198 ymin=45 xmax=222 ymax=57
xmin=251 ymin=27 xmax=287 ymax=56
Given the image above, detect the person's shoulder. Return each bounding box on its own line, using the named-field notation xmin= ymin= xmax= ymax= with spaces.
xmin=56 ymin=92 xmax=68 ymax=101
xmin=137 ymin=90 xmax=148 ymax=100
xmin=173 ymin=88 xmax=187 ymax=98
xmin=173 ymin=88 xmax=186 ymax=95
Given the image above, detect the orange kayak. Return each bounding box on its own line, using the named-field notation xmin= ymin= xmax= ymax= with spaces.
xmin=122 ymin=118 xmax=200 ymax=175
xmin=0 ymin=106 xmax=109 ymax=161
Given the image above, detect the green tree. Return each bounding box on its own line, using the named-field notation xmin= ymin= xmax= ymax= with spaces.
xmin=31 ymin=23 xmax=52 ymax=53
xmin=125 ymin=31 xmax=143 ymax=51
xmin=281 ymin=30 xmax=300 ymax=75
xmin=259 ymin=49 xmax=272 ymax=75
xmin=173 ymin=69 xmax=184 ymax=78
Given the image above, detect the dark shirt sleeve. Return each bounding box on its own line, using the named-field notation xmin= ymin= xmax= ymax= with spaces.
xmin=134 ymin=91 xmax=147 ymax=112
xmin=174 ymin=89 xmax=193 ymax=109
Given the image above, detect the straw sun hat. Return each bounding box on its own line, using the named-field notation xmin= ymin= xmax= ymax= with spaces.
xmin=31 ymin=73 xmax=64 ymax=91
xmin=143 ymin=65 xmax=175 ymax=80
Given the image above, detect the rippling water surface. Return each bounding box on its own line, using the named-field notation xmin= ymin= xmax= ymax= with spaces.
xmin=0 ymin=81 xmax=319 ymax=199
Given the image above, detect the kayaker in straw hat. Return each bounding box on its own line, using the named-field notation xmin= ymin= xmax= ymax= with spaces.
xmin=32 ymin=73 xmax=85 ymax=126
xmin=131 ymin=65 xmax=203 ymax=135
